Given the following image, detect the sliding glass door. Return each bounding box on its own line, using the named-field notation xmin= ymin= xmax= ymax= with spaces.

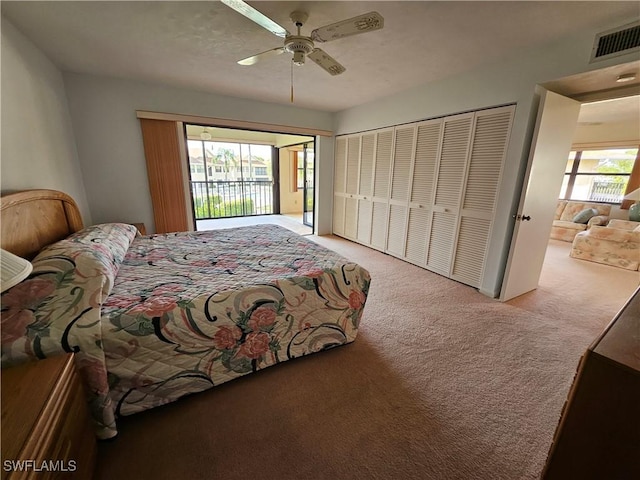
xmin=187 ymin=139 xmax=274 ymax=219
xmin=303 ymin=144 xmax=315 ymax=228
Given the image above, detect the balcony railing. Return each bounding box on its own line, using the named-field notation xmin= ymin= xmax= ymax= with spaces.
xmin=589 ymin=179 xmax=627 ymax=203
xmin=191 ymin=180 xmax=274 ymax=219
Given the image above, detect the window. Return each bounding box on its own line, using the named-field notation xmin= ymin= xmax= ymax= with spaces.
xmin=254 ymin=167 xmax=267 ymax=176
xmin=189 ymin=163 xmax=204 ymax=175
xmin=297 ymin=152 xmax=305 ymax=189
xmin=215 ymin=166 xmax=223 ymax=173
xmin=560 ymin=148 xmax=637 ymax=203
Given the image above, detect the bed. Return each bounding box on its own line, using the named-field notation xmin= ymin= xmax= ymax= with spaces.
xmin=0 ymin=189 xmax=371 ymax=439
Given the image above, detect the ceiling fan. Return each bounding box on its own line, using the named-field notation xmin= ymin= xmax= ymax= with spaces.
xmin=221 ymin=0 xmax=384 ymax=76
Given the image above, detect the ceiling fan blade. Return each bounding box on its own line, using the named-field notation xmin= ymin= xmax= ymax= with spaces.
xmin=311 ymin=11 xmax=384 ymax=43
xmin=308 ymin=49 xmax=346 ymax=76
xmin=238 ymin=47 xmax=285 ymax=66
xmin=221 ymin=0 xmax=290 ymax=38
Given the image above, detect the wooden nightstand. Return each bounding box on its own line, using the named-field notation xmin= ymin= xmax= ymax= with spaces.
xmin=1 ymin=354 xmax=96 ymax=479
xmin=131 ymin=223 xmax=147 ymax=236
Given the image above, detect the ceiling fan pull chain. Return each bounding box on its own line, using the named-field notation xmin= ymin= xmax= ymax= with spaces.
xmin=290 ymin=59 xmax=294 ymax=103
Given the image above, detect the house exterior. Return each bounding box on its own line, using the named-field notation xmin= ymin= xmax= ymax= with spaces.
xmin=2 ymin=11 xmax=638 ymax=298
xmin=188 ymin=156 xmax=270 ymax=182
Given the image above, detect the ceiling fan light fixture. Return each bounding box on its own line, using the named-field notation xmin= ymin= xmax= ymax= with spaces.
xmin=200 ymin=128 xmax=212 ymax=140
xmin=616 ymin=73 xmax=636 ymax=83
xmin=292 ymin=51 xmax=306 ymax=66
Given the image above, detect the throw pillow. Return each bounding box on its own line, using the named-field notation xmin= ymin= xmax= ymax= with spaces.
xmin=572 ymin=208 xmax=598 ymax=224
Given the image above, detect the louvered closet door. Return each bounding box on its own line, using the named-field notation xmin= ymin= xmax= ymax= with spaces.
xmin=426 ymin=113 xmax=473 ymax=276
xmin=370 ymin=128 xmax=394 ymax=251
xmin=343 ymin=136 xmax=361 ymax=239
xmin=404 ymin=119 xmax=442 ymax=267
xmin=332 ymin=137 xmax=348 ymax=235
xmin=451 ymin=106 xmax=514 ymax=287
xmin=386 ymin=125 xmax=416 ymax=258
xmin=357 ymin=133 xmax=376 ymax=244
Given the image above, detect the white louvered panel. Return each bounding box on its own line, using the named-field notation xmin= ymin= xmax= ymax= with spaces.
xmin=434 ymin=116 xmax=472 ymax=209
xmin=426 ymin=212 xmax=457 ymax=276
xmin=334 ymin=137 xmax=347 ymax=194
xmin=451 ymin=217 xmax=491 ymax=288
xmin=386 ymin=203 xmax=407 ymax=257
xmin=344 ymin=197 xmax=358 ymax=239
xmin=346 ymin=136 xmax=360 ymax=195
xmin=405 ymin=207 xmax=431 ymax=267
xmin=373 ymin=129 xmax=393 ymax=198
xmin=411 ymin=121 xmax=441 ymax=205
xmin=357 ymin=199 xmax=372 ymax=244
xmin=390 ymin=126 xmax=415 ymax=202
xmin=333 ymin=195 xmax=345 ymax=235
xmin=359 ymin=133 xmax=375 ymax=197
xmin=370 ymin=201 xmax=388 ymax=251
xmin=463 ymin=109 xmax=513 ymax=213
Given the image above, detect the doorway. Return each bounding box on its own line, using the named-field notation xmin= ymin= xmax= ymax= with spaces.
xmin=184 ymin=124 xmax=315 ymax=234
xmin=276 ymin=140 xmax=315 ymax=234
xmin=501 ymin=60 xmax=640 ymax=301
xmin=302 ymin=142 xmax=316 ymax=230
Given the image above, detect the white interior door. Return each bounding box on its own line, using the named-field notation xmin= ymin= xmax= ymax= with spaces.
xmin=426 ymin=114 xmax=473 ymax=276
xmin=370 ymin=129 xmax=394 ymax=250
xmin=500 ymin=89 xmax=581 ymax=301
xmin=357 ymin=133 xmax=375 ymax=244
xmin=385 ymin=125 xmax=416 ymax=258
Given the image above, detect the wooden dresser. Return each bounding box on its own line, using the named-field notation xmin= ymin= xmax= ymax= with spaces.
xmin=1 ymin=354 xmax=96 ymax=479
xmin=542 ymin=286 xmax=640 ymax=478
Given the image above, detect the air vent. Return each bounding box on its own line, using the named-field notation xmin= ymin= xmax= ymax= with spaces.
xmin=590 ymin=21 xmax=640 ymax=63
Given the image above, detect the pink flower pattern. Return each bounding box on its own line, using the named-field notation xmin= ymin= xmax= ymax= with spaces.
xmin=248 ymin=306 xmax=276 ymax=331
xmin=213 ymin=326 xmax=242 ymax=350
xmin=238 ymin=332 xmax=270 ymax=359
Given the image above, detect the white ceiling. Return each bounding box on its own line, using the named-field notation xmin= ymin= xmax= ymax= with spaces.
xmin=579 ymin=95 xmax=640 ymax=125
xmin=3 ymin=1 xmax=639 ymax=113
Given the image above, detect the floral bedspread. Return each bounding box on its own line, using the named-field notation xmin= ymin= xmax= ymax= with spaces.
xmin=103 ymin=225 xmax=370 ymax=418
xmin=1 ymin=224 xmax=370 ymax=439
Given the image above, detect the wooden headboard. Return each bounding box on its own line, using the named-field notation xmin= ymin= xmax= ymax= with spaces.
xmin=1 ymin=189 xmax=84 ymax=259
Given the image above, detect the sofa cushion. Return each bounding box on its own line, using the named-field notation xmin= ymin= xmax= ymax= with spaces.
xmin=572 ymin=208 xmax=598 ymax=224
xmin=585 ymin=225 xmax=640 ymax=243
xmin=587 ymin=215 xmax=609 ymax=227
xmin=554 ymin=200 xmax=568 ymax=220
xmin=608 ymin=219 xmax=640 ymax=231
xmin=553 ymin=220 xmax=588 ymax=231
xmin=559 ymin=202 xmax=611 ymax=222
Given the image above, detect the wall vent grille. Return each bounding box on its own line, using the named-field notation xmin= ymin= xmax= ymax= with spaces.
xmin=591 ymin=21 xmax=640 ymax=62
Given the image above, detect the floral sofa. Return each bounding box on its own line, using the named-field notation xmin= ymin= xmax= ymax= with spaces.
xmin=570 ymin=219 xmax=640 ymax=270
xmin=550 ymin=200 xmax=611 ymax=242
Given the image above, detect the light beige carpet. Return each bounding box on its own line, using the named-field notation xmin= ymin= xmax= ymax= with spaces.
xmin=95 ymin=236 xmax=638 ymax=480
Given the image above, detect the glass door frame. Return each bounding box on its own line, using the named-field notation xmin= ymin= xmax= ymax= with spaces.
xmin=302 ymin=143 xmax=315 ymax=230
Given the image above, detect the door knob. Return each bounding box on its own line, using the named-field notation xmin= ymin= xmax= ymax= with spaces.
xmin=514 ymin=214 xmax=531 ymax=221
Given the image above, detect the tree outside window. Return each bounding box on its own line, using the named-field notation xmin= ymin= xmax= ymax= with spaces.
xmin=560 ymin=148 xmax=637 ymax=203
